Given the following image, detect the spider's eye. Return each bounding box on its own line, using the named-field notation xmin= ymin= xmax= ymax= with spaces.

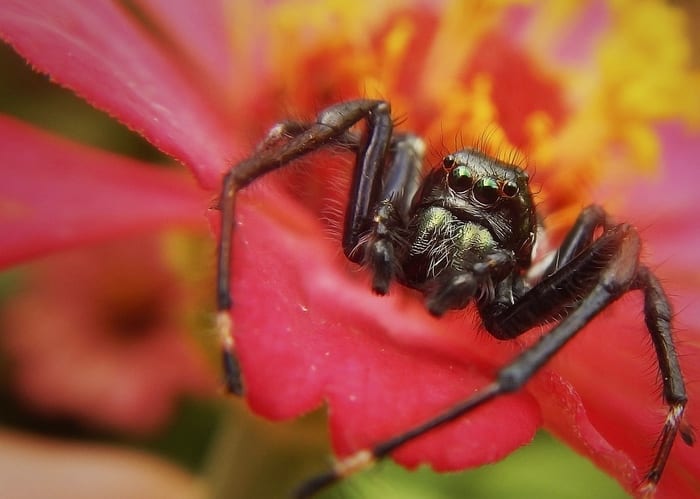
xmin=442 ymin=155 xmax=456 ymax=170
xmin=473 ymin=178 xmax=499 ymax=204
xmin=501 ymin=180 xmax=519 ymax=197
xmin=448 ymin=165 xmax=473 ymax=192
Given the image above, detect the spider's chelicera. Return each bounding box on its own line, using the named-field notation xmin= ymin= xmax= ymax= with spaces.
xmin=215 ymin=99 xmax=693 ymax=497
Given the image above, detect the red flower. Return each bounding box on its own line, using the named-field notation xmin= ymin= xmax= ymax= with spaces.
xmin=1 ymin=1 xmax=699 ymax=497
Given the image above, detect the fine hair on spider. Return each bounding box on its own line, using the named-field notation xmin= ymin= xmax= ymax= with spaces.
xmin=214 ymin=99 xmax=694 ymax=498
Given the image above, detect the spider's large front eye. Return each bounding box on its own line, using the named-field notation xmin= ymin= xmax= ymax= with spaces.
xmin=448 ymin=165 xmax=473 ymax=192
xmin=473 ymin=178 xmax=499 ymax=204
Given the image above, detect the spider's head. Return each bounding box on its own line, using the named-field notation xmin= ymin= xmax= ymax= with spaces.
xmin=418 ymin=149 xmax=536 ymax=269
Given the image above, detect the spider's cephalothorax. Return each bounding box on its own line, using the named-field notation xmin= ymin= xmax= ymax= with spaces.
xmin=387 ymin=149 xmax=536 ymax=317
xmin=214 ymin=99 xmax=693 ymax=497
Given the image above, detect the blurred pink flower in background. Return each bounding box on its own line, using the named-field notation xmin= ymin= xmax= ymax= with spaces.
xmin=2 ymin=236 xmax=216 ymax=433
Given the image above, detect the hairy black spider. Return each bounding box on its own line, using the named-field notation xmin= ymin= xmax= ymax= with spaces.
xmin=215 ymin=99 xmax=693 ymax=497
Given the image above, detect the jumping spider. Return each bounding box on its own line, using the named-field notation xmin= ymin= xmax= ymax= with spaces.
xmin=214 ymin=99 xmax=693 ymax=497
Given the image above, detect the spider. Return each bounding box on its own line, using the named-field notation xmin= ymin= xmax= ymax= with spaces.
xmin=214 ymin=99 xmax=693 ymax=497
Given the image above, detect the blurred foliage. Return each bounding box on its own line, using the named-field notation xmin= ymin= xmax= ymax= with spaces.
xmin=0 ymin=42 xmax=168 ymax=163
xmin=204 ymin=403 xmax=628 ymax=499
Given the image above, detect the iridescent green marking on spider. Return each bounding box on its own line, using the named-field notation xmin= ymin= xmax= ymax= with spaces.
xmin=411 ymin=206 xmax=453 ymax=255
xmin=457 ymin=222 xmax=495 ymax=254
xmin=418 ymin=206 xmax=451 ymax=232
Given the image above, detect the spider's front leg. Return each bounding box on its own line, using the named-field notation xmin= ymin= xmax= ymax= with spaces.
xmin=348 ymin=131 xmax=425 ymax=294
xmin=215 ymin=99 xmax=423 ymax=395
xmin=425 ymin=249 xmax=517 ymax=316
xmin=296 ymin=209 xmax=691 ymax=498
xmin=634 ymin=265 xmax=694 ymax=495
xmin=216 ymin=99 xmax=392 ymax=395
xmin=483 ymin=209 xmax=693 ymax=495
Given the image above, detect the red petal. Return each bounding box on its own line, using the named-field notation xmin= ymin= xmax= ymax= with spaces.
xmin=461 ymin=33 xmax=567 ymax=149
xmin=0 ymin=115 xmax=206 ymax=268
xmin=221 ymin=180 xmax=542 ymax=471
xmin=224 ymin=122 xmax=700 ymax=491
xmin=0 ymin=0 xmax=237 ymax=187
xmin=546 ymin=297 xmax=700 ymax=497
xmin=539 ymin=122 xmax=700 ymax=496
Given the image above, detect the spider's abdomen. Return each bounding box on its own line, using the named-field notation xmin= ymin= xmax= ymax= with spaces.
xmin=403 ymin=206 xmax=496 ymax=287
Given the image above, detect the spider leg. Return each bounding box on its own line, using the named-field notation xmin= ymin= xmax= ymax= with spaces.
xmin=253 ymin=120 xmax=361 ymax=153
xmin=359 ymin=133 xmax=425 ymax=293
xmin=425 ymin=249 xmax=516 ymax=315
xmin=488 ymin=214 xmax=691 ymax=494
xmin=480 ymin=212 xmax=629 ymax=339
xmin=491 ymin=226 xmax=687 ymax=499
xmin=296 ymin=221 xmax=689 ymax=498
xmin=216 ymin=99 xmax=394 ymax=395
xmin=634 ymin=266 xmax=693 ymax=495
xmin=542 ymin=204 xmax=608 ymax=277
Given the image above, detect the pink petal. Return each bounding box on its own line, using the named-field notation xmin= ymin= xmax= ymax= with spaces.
xmin=0 ymin=115 xmax=207 ymax=268
xmin=0 ymin=0 xmax=237 ymax=187
xmin=504 ymin=2 xmax=611 ymax=64
xmin=552 ymin=1 xmax=610 ymax=64
xmin=625 ymin=122 xmax=700 ymax=269
xmin=134 ymin=0 xmax=235 ymax=98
